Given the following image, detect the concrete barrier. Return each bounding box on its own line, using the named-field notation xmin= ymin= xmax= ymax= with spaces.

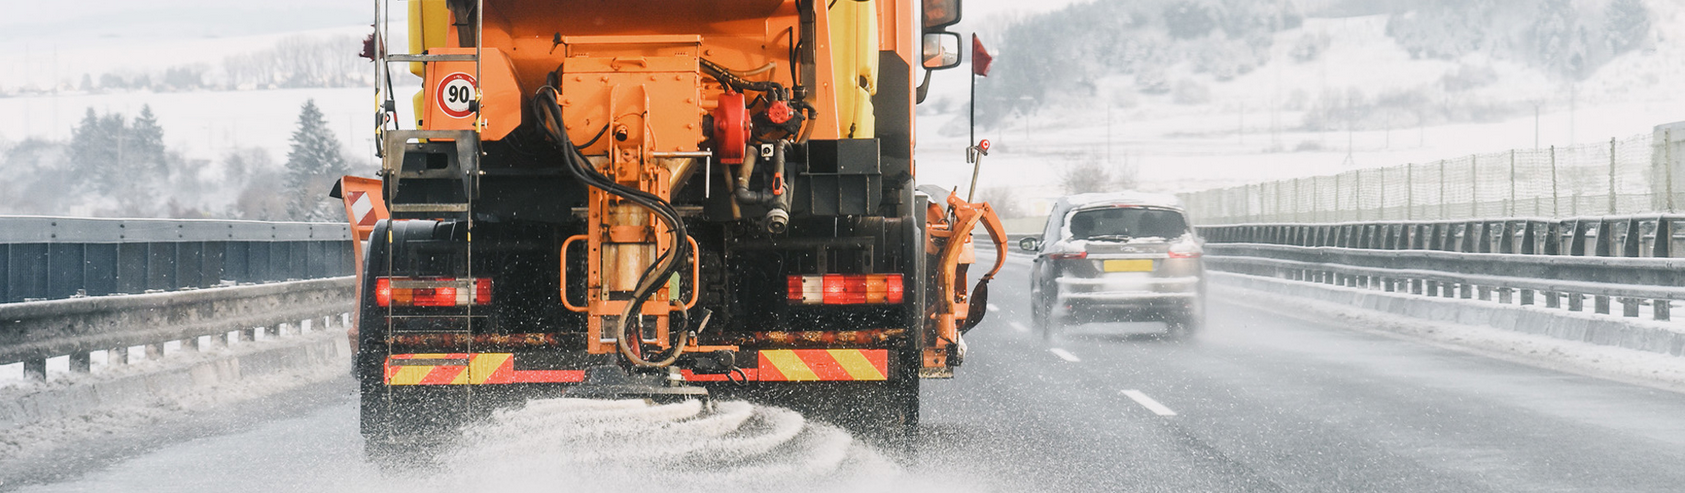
xmin=1212 ymin=271 xmax=1685 ymax=357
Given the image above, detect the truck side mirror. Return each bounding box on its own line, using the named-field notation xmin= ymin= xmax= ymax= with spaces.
xmin=923 ymin=0 xmax=961 ymax=30
xmin=1019 ymin=236 xmax=1042 ymax=252
xmin=921 ymin=32 xmax=962 ymax=70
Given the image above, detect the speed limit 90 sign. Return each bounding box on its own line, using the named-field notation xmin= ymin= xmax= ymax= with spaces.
xmin=437 ymin=73 xmax=477 ymax=119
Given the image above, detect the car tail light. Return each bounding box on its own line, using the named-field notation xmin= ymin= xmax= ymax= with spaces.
xmin=1048 ymin=251 xmax=1088 ymax=260
xmin=375 ymin=277 xmax=492 ymax=307
xmin=787 ymin=274 xmax=904 ymax=305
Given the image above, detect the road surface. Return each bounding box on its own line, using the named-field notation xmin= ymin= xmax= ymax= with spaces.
xmin=11 ymin=254 xmax=1685 ymax=492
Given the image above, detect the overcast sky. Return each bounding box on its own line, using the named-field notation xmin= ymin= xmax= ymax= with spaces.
xmin=3 ymin=0 xmax=367 ymax=43
xmin=4 ymin=0 xmax=1079 ymax=43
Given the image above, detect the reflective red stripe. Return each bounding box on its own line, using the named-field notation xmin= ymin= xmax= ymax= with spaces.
xmin=803 ymin=352 xmax=852 ymax=380
xmin=506 ymin=370 xmax=585 ymax=383
xmin=756 ymin=352 xmax=787 ymax=380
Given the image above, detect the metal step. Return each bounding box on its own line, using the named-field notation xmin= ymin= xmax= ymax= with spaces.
xmin=385 ymin=54 xmax=478 ymax=63
xmin=390 ymin=203 xmax=470 ymax=213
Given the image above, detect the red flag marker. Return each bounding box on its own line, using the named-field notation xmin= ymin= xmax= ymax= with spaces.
xmin=972 ymin=34 xmax=993 ymax=77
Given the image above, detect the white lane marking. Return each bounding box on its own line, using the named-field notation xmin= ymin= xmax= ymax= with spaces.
xmin=1009 ymin=321 xmax=1029 ymax=333
xmin=1049 ymin=348 xmax=1081 ymax=362
xmin=1121 ymin=390 xmax=1177 ymax=416
xmin=987 ymin=303 xmax=1002 ymax=312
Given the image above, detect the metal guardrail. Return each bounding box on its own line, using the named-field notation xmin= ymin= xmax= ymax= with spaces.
xmin=1 ymin=216 xmax=357 ymax=380
xmin=1198 ymin=215 xmax=1685 ymax=322
xmin=3 ymin=277 xmax=355 ymax=379
xmin=1 ymin=216 xmax=353 ymax=303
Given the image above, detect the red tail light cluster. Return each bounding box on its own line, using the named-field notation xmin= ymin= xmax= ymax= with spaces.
xmin=787 ymin=274 xmax=905 ymax=305
xmin=1048 ymin=252 xmax=1088 ymax=260
xmin=375 ymin=277 xmax=492 ymax=307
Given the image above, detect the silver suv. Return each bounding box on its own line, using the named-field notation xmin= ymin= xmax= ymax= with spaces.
xmin=1020 ymin=192 xmax=1205 ymax=340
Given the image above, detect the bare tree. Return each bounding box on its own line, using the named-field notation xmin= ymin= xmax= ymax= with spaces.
xmin=1059 ymin=152 xmax=1138 ymax=195
xmin=976 ymin=186 xmax=1024 ymax=218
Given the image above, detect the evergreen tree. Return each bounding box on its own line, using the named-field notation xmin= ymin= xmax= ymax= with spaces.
xmin=68 ymin=108 xmax=123 ymax=195
xmin=131 ymin=105 xmax=168 ymax=175
xmin=284 ymin=99 xmax=350 ymax=220
xmin=65 ymin=106 xmax=171 ymax=215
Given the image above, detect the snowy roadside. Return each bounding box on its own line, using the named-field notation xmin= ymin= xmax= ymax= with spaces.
xmin=0 ymin=327 xmax=350 ymax=465
xmin=1212 ymin=274 xmax=1685 ymax=394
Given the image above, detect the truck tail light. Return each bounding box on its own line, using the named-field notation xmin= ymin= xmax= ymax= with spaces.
xmin=786 ymin=274 xmax=904 ymax=305
xmin=374 ymin=277 xmax=492 ymax=307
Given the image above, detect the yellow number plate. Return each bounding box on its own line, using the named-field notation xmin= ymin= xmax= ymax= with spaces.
xmin=1103 ymin=259 xmax=1155 ymax=272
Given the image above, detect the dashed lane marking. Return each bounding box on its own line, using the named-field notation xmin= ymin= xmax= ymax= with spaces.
xmin=1121 ymin=390 xmax=1177 ymax=416
xmin=1049 ymin=348 xmax=1081 ymax=362
xmin=1009 ymin=321 xmax=1029 ymax=333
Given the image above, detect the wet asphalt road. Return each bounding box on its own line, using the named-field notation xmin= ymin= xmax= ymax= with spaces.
xmin=13 ymin=253 xmax=1685 ymax=492
xmin=916 ymin=253 xmax=1685 ymax=492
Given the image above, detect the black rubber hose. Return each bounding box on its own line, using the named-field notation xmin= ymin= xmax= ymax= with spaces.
xmin=532 ymin=87 xmax=692 ymax=367
xmin=701 ymin=58 xmax=784 ymax=94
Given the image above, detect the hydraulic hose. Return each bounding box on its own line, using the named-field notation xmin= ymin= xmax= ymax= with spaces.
xmin=732 ymin=150 xmax=775 ymax=205
xmin=700 ymin=58 xmax=784 ymax=95
xmin=532 ymin=86 xmax=693 ymax=368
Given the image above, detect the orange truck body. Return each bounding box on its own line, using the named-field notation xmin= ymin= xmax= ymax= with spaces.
xmin=341 ymin=0 xmax=1000 ymax=443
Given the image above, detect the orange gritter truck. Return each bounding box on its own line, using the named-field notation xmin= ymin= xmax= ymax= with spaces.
xmin=333 ymin=0 xmax=1003 ymax=453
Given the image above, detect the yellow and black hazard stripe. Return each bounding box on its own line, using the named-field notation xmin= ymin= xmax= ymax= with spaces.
xmin=383 ymin=353 xmax=584 ymax=385
xmin=683 ymin=349 xmax=889 ymax=382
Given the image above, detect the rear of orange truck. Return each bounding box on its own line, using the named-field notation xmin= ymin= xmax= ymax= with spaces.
xmin=336 ymin=0 xmax=1004 ymax=453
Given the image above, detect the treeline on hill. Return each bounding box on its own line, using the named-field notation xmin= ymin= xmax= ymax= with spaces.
xmin=47 ymin=35 xmax=373 ymax=94
xmin=0 ymin=100 xmax=361 ymax=221
xmin=976 ymin=0 xmax=1305 ymax=125
xmin=975 ymin=0 xmax=1651 ymax=128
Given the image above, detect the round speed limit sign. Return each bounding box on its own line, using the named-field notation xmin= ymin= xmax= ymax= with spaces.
xmin=436 ymin=73 xmax=477 ymax=119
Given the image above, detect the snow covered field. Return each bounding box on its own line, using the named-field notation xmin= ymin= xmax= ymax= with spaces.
xmin=5 ymin=2 xmax=1682 ymax=220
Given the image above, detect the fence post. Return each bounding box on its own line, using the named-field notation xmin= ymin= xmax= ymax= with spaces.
xmin=1335 ymin=172 xmax=1344 ymax=222
xmin=1406 ymin=162 xmax=1414 ymax=220
xmin=1667 ymin=129 xmax=1675 ymax=213
xmin=1277 ymin=180 xmax=1286 ymax=222
xmin=1609 ymin=137 xmax=1618 ymax=215
xmin=1312 ymin=176 xmax=1321 ymax=223
xmin=1356 ymin=170 xmax=1365 ymax=221
xmin=1516 ymin=148 xmax=1529 ymax=215
xmin=1551 ymin=146 xmax=1560 ymax=217
xmin=1293 ymin=178 xmax=1302 ymax=223
xmin=1378 ymin=168 xmax=1387 ymax=220
xmin=1439 ymin=160 xmax=1448 ymax=220
xmin=1471 ymin=154 xmax=1478 ymax=217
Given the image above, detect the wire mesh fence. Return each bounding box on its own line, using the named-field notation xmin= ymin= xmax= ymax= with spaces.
xmin=1181 ymin=127 xmax=1685 ymax=224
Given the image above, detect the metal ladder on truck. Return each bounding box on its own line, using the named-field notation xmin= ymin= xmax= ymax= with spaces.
xmin=371 ymin=0 xmax=487 ymax=433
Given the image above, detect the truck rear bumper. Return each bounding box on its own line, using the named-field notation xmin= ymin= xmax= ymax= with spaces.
xmin=380 ymin=348 xmax=891 ymax=386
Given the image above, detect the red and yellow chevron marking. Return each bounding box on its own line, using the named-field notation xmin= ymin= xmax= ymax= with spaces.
xmin=383 ymin=353 xmax=584 ymax=385
xmin=684 ymin=349 xmax=889 ymax=382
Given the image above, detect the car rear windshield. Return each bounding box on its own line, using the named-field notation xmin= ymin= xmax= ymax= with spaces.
xmin=1067 ymin=207 xmax=1189 ymax=240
